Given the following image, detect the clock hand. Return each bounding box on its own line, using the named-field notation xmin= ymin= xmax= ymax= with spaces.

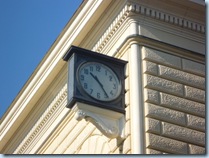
xmin=90 ymin=73 xmax=102 ymax=87
xmin=90 ymin=72 xmax=109 ymax=98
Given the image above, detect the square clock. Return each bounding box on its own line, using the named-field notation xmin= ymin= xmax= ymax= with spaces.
xmin=63 ymin=46 xmax=127 ymax=113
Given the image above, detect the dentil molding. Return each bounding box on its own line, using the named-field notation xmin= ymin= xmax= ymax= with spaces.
xmin=93 ymin=2 xmax=205 ymax=53
xmin=14 ymin=84 xmax=68 ymax=154
xmin=128 ymin=3 xmax=205 ymax=33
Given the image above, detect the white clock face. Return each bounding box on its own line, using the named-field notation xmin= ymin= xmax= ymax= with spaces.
xmin=78 ymin=62 xmax=122 ymax=101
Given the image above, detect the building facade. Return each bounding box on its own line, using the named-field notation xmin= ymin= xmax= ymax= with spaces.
xmin=0 ymin=0 xmax=205 ymax=154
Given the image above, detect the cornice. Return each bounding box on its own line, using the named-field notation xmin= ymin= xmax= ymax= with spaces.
xmin=128 ymin=2 xmax=205 ymax=33
xmin=92 ymin=4 xmax=130 ymax=52
xmin=93 ymin=2 xmax=205 ymax=53
xmin=115 ymin=34 xmax=205 ymax=63
xmin=13 ymin=84 xmax=67 ymax=154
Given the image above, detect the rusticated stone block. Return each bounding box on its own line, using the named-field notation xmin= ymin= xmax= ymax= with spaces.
xmin=182 ymin=59 xmax=205 ymax=76
xmin=160 ymin=93 xmax=205 ymax=117
xmin=187 ymin=114 xmax=205 ymax=132
xmin=146 ymin=133 xmax=188 ymax=154
xmin=146 ymin=148 xmax=162 ymax=154
xmin=162 ymin=122 xmax=205 ymax=146
xmin=144 ymin=88 xmax=160 ymax=104
xmin=145 ymin=103 xmax=186 ymax=126
xmin=142 ymin=47 xmax=181 ymax=69
xmin=125 ymin=105 xmax=130 ymax=121
xmin=125 ymin=77 xmax=130 ymax=91
xmin=159 ymin=65 xmax=205 ymax=89
xmin=189 ymin=144 xmax=205 ymax=154
xmin=144 ymin=74 xmax=184 ymax=96
xmin=185 ymin=86 xmax=205 ymax=103
xmin=122 ymin=135 xmax=131 ymax=154
xmin=145 ymin=117 xmax=161 ymax=134
xmin=125 ymin=90 xmax=130 ymax=106
xmin=125 ymin=120 xmax=131 ymax=136
xmin=143 ymin=60 xmax=158 ymax=75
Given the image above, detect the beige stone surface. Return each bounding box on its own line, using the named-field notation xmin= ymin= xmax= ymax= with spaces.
xmin=143 ymin=46 xmax=205 ymax=154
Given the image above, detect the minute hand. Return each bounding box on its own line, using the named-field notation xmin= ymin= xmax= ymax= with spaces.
xmin=90 ymin=72 xmax=109 ymax=98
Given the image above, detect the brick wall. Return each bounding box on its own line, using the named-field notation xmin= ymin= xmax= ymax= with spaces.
xmin=142 ymin=47 xmax=205 ymax=154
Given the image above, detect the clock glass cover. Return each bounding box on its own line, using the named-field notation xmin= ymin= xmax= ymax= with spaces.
xmin=78 ymin=62 xmax=122 ymax=101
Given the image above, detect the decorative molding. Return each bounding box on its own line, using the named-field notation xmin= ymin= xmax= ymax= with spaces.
xmin=128 ymin=3 xmax=205 ymax=33
xmin=72 ymin=102 xmax=125 ymax=139
xmin=93 ymin=5 xmax=130 ymax=52
xmin=93 ymin=2 xmax=205 ymax=53
xmin=14 ymin=84 xmax=67 ymax=154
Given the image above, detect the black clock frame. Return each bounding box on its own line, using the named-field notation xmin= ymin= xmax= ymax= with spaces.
xmin=63 ymin=46 xmax=127 ymax=114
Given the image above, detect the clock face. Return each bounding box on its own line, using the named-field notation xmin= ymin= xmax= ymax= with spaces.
xmin=77 ymin=62 xmax=122 ymax=102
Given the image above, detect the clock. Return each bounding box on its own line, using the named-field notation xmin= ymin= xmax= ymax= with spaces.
xmin=63 ymin=46 xmax=127 ymax=113
xmin=77 ymin=62 xmax=122 ymax=102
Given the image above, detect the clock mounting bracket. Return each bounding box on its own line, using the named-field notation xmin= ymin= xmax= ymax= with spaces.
xmin=73 ymin=102 xmax=125 ymax=139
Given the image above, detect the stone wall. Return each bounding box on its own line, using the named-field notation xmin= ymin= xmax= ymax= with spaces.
xmin=142 ymin=47 xmax=205 ymax=154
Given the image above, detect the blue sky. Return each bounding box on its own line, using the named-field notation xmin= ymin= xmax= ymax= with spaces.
xmin=0 ymin=0 xmax=82 ymax=119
